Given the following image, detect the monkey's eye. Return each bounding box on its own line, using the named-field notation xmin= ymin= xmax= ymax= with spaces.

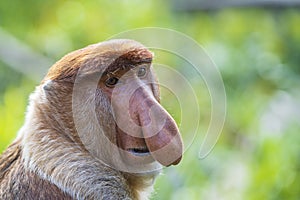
xmin=105 ymin=77 xmax=119 ymax=87
xmin=137 ymin=66 xmax=147 ymax=78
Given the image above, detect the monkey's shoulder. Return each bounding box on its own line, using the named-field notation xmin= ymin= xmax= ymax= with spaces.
xmin=0 ymin=141 xmax=73 ymax=200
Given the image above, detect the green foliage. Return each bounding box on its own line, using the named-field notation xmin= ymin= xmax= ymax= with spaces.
xmin=0 ymin=1 xmax=299 ymax=199
xmin=0 ymin=62 xmax=23 ymax=96
xmin=0 ymin=79 xmax=34 ymax=153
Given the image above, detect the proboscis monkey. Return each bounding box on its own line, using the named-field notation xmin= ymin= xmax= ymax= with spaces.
xmin=0 ymin=39 xmax=183 ymax=200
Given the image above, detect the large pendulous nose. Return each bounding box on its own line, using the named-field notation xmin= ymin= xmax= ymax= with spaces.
xmin=129 ymin=87 xmax=183 ymax=166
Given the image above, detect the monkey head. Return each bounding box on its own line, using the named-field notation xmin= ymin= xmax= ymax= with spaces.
xmin=41 ymin=39 xmax=183 ymax=174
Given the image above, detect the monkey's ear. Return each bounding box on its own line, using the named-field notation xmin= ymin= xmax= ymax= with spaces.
xmin=42 ymin=80 xmax=53 ymax=91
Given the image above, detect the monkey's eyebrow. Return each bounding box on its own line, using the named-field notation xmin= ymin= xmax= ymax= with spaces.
xmin=103 ymin=49 xmax=153 ymax=75
xmin=106 ymin=67 xmax=124 ymax=77
xmin=76 ymin=48 xmax=152 ymax=81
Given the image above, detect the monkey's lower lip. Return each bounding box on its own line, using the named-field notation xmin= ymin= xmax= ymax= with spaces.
xmin=127 ymin=147 xmax=150 ymax=156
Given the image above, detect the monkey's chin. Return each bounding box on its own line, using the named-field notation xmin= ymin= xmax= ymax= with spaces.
xmin=116 ymin=149 xmax=162 ymax=174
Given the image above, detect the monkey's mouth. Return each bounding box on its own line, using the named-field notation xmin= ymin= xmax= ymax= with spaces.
xmin=116 ymin=127 xmax=152 ymax=157
xmin=126 ymin=147 xmax=150 ymax=156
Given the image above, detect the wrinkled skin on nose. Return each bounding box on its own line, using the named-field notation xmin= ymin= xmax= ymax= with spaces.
xmin=112 ymin=80 xmax=183 ymax=167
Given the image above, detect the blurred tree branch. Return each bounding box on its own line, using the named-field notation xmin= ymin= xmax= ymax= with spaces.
xmin=172 ymin=0 xmax=300 ymax=11
xmin=0 ymin=27 xmax=53 ymax=82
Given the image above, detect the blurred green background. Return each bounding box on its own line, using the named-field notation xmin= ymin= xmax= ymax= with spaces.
xmin=0 ymin=0 xmax=300 ymax=199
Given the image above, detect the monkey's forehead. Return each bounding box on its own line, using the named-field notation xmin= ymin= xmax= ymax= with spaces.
xmin=43 ymin=39 xmax=153 ymax=82
xmin=92 ymin=39 xmax=147 ymax=52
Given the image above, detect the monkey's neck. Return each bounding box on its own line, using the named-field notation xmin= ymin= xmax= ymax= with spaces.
xmin=123 ymin=172 xmax=158 ymax=200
